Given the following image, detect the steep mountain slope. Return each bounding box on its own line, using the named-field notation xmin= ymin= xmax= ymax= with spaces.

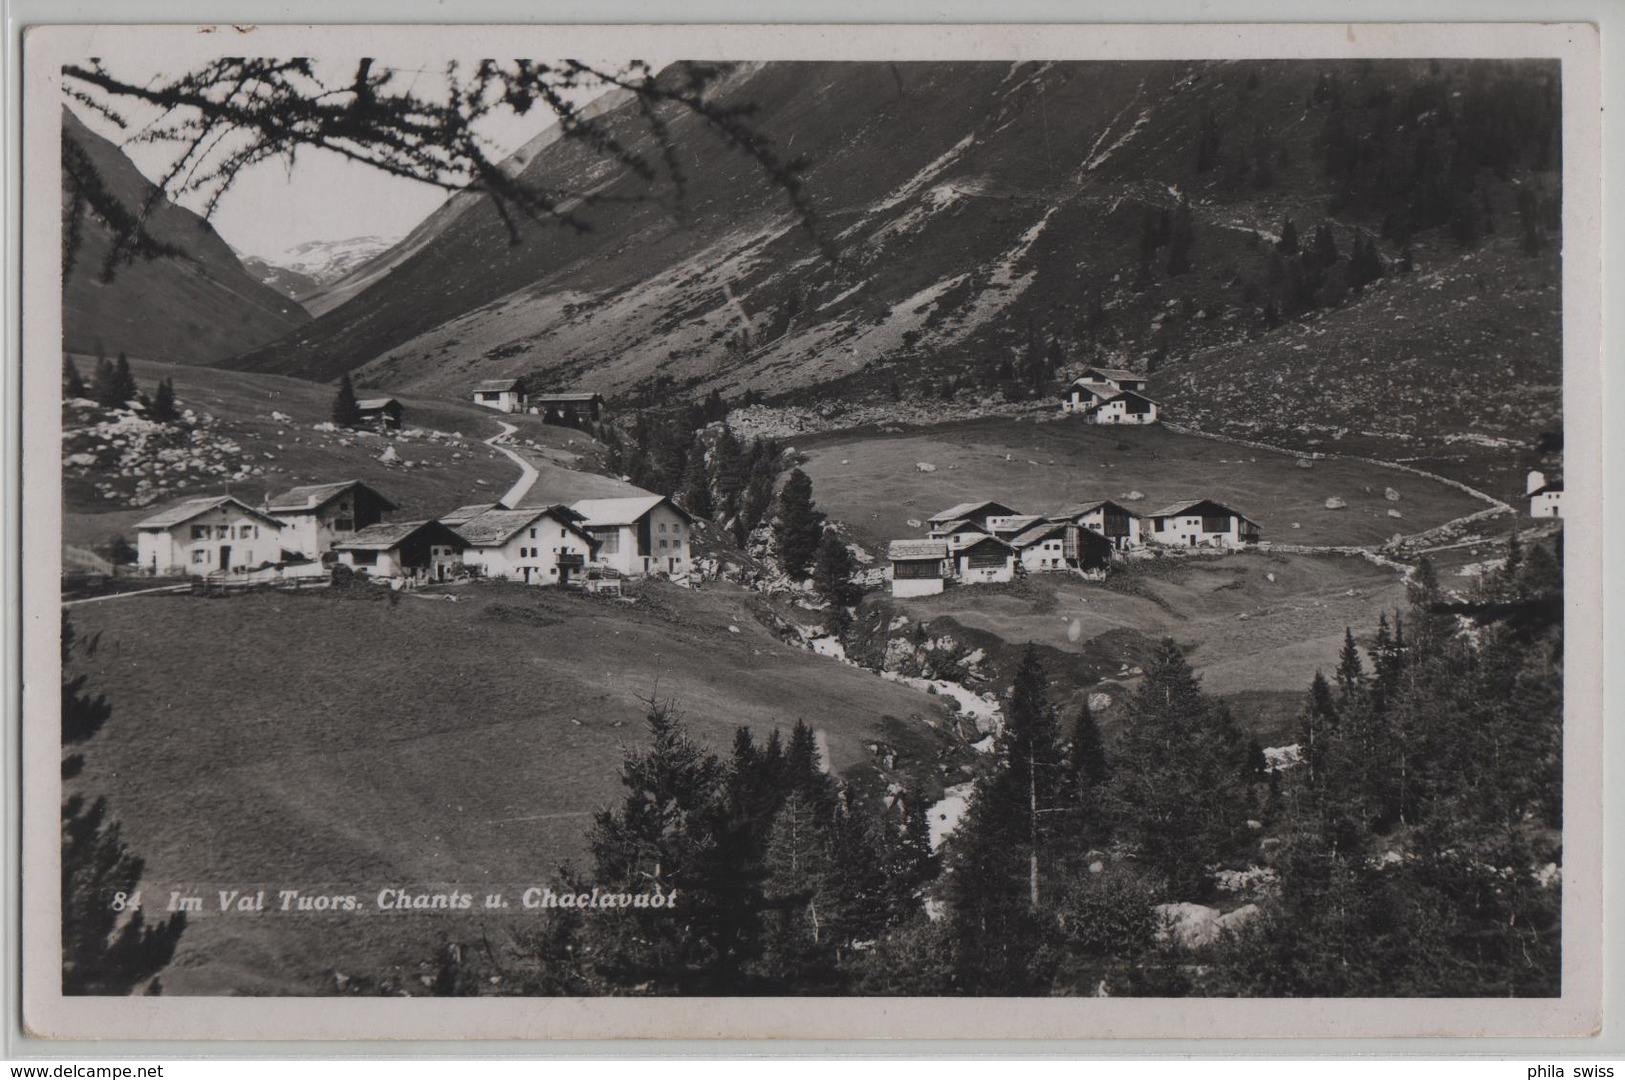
xmin=241 ymin=235 xmax=399 ymax=304
xmin=224 ymin=61 xmax=1561 ymax=483
xmin=61 ymin=108 xmax=311 ymax=366
xmin=291 ymin=84 xmax=635 ymax=318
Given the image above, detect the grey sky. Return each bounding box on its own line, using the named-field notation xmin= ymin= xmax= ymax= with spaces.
xmin=68 ymin=57 xmax=635 ymax=262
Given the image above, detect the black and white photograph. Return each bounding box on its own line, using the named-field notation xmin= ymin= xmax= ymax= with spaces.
xmin=19 ymin=20 xmax=1604 ymax=1041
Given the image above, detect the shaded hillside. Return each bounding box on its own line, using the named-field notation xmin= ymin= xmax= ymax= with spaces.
xmin=61 ymin=108 xmax=310 ymax=365
xmin=292 ymin=85 xmax=633 ymax=318
xmin=225 ymin=60 xmax=1560 ymax=475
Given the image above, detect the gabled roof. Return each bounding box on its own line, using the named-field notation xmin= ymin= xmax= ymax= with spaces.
xmin=571 ymin=494 xmax=693 ymax=527
xmin=266 ymin=480 xmax=397 ymax=515
xmin=957 ymin=535 xmax=1015 ymax=556
xmin=354 ymin=397 xmax=401 ymax=411
xmin=1146 ymin=499 xmax=1257 ymax=525
xmin=926 ymin=500 xmax=1019 ymax=524
xmin=453 ymin=506 xmax=595 ymax=548
xmin=1010 ymin=521 xmax=1070 ymax=548
xmin=474 ymin=378 xmax=525 ymax=393
xmin=1053 ymin=499 xmax=1139 ymax=520
xmin=1100 ymin=388 xmax=1161 ymax=407
xmin=990 ymin=514 xmax=1045 ymax=535
xmin=928 ymin=518 xmax=989 ymax=537
xmin=1066 ymin=379 xmax=1121 ymax=398
xmin=1083 ymin=366 xmax=1146 ymax=383
xmin=532 ymin=392 xmax=603 ymax=404
xmin=1529 ymin=480 xmax=1564 ymax=496
xmin=438 ymin=502 xmax=503 ymax=526
xmin=135 ymin=495 xmax=284 ymax=531
xmin=334 ymin=520 xmax=464 ymax=552
xmin=888 ymin=539 xmax=949 ymax=561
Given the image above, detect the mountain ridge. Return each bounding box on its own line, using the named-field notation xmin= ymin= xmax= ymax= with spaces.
xmin=61 ymin=107 xmax=311 ymax=366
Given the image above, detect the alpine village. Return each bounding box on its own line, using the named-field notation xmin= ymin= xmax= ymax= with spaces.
xmin=58 ymin=58 xmax=1565 ymax=1001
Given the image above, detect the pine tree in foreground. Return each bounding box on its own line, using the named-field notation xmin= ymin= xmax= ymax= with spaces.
xmin=60 ymin=613 xmax=184 ymax=994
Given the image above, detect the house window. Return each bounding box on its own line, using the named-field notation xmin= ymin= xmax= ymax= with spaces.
xmin=659 ymin=522 xmax=667 ymax=533
xmin=191 ymin=525 xmax=208 ymax=540
xmin=215 ymin=525 xmax=229 ymax=539
xmin=659 ymin=539 xmax=668 ymax=550
xmin=335 ymin=518 xmax=354 ymax=532
xmin=530 ymin=528 xmax=537 ymax=539
xmin=192 ymin=550 xmax=206 ymax=564
xmin=351 ymin=551 xmax=378 ymax=566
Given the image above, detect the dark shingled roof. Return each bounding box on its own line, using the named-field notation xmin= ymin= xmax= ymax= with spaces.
xmin=266 ymin=480 xmax=396 ymax=514
xmin=452 ymin=506 xmax=591 ymax=548
xmin=474 ymin=378 xmax=525 ymax=393
xmin=438 ymin=502 xmax=503 ymax=526
xmin=888 ymin=539 xmax=949 ymax=561
xmin=333 ymin=521 xmax=437 ymax=551
xmin=1084 ymin=366 xmax=1145 ymax=383
xmin=1010 ymin=521 xmax=1070 ymax=548
xmin=135 ymin=495 xmax=284 ymax=531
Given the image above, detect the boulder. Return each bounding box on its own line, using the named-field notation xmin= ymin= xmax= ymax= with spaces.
xmin=1123 ymin=490 xmax=1146 ymax=502
xmin=1154 ymin=902 xmax=1261 ymax=948
xmin=1387 ymin=508 xmax=1404 ymax=519
xmin=1385 ymin=487 xmax=1401 ymax=501
xmin=915 ymin=462 xmax=937 ymax=473
xmin=1296 ymin=458 xmax=1314 ymax=469
xmin=1324 ymin=497 xmax=1347 ymax=509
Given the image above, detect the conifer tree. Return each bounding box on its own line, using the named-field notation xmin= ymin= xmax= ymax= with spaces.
xmin=773 ymin=469 xmax=825 ymax=580
xmin=331 ymin=372 xmax=361 ymax=427
xmin=61 ymin=613 xmax=185 ymax=994
xmin=63 ymin=356 xmax=87 ymax=399
xmin=150 ymin=378 xmax=178 ymax=423
xmin=679 ymin=446 xmax=713 ymax=520
xmin=1277 ymin=216 xmax=1300 ymax=255
xmin=1106 ymin=638 xmax=1249 ymax=898
xmin=811 ymin=528 xmax=856 ymax=606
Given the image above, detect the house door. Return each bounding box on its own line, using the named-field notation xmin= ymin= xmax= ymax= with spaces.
xmin=219 ymin=545 xmax=232 ymax=569
xmin=557 ymin=563 xmax=571 ymax=586
xmin=522 ymin=566 xmax=532 ymax=584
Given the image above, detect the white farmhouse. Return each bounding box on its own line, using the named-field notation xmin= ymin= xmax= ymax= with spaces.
xmin=1085 ymin=389 xmax=1159 ymax=425
xmin=1061 ymin=366 xmax=1159 ymax=424
xmin=887 ymin=539 xmax=950 ymax=597
xmin=1054 ymin=499 xmax=1144 ymax=551
xmin=1144 ymin=499 xmax=1260 ymax=549
xmin=333 ymin=520 xmax=467 ymax=582
xmin=1060 ymin=379 xmax=1122 ymax=415
xmin=134 ymin=495 xmax=286 ymax=576
xmin=472 ymin=378 xmax=527 ymax=414
xmin=265 ymin=480 xmax=397 ymax=560
xmin=453 ymin=505 xmax=599 ymax=586
xmin=570 ymin=495 xmax=694 ymax=578
xmin=1009 ymin=521 xmax=1073 ymax=573
xmin=1527 ymin=470 xmax=1563 ymax=519
xmin=954 ymin=536 xmax=1017 ymax=584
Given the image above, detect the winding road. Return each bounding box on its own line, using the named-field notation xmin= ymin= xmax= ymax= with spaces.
xmin=485 ymin=420 xmax=540 ymax=507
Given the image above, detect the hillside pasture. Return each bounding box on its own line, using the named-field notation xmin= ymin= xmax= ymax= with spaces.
xmin=797 ymin=418 xmax=1487 ymax=554
xmin=62 ymin=358 xmax=641 ymax=553
xmin=66 ymin=579 xmax=951 ymax=995
xmin=884 ymin=550 xmax=1407 ymax=702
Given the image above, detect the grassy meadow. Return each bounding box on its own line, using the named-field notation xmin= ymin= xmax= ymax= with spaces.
xmin=65 ymin=579 xmax=954 ymax=994
xmin=796 ymin=417 xmax=1488 ymax=554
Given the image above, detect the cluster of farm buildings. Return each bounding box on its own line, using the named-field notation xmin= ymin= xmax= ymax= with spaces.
xmin=886 ymin=497 xmax=1260 ymax=598
xmin=133 ymin=480 xmax=692 ymax=588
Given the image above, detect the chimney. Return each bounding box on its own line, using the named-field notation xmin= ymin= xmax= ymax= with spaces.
xmin=1526 ymin=470 xmax=1546 ymax=496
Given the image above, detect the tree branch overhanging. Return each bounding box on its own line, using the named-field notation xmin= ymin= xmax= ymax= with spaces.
xmin=60 ymin=57 xmax=834 ymax=281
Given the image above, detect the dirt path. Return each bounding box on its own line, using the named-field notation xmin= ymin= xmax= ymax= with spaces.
xmin=62 ymin=584 xmax=190 ymax=607
xmin=485 ymin=420 xmax=539 ymax=507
